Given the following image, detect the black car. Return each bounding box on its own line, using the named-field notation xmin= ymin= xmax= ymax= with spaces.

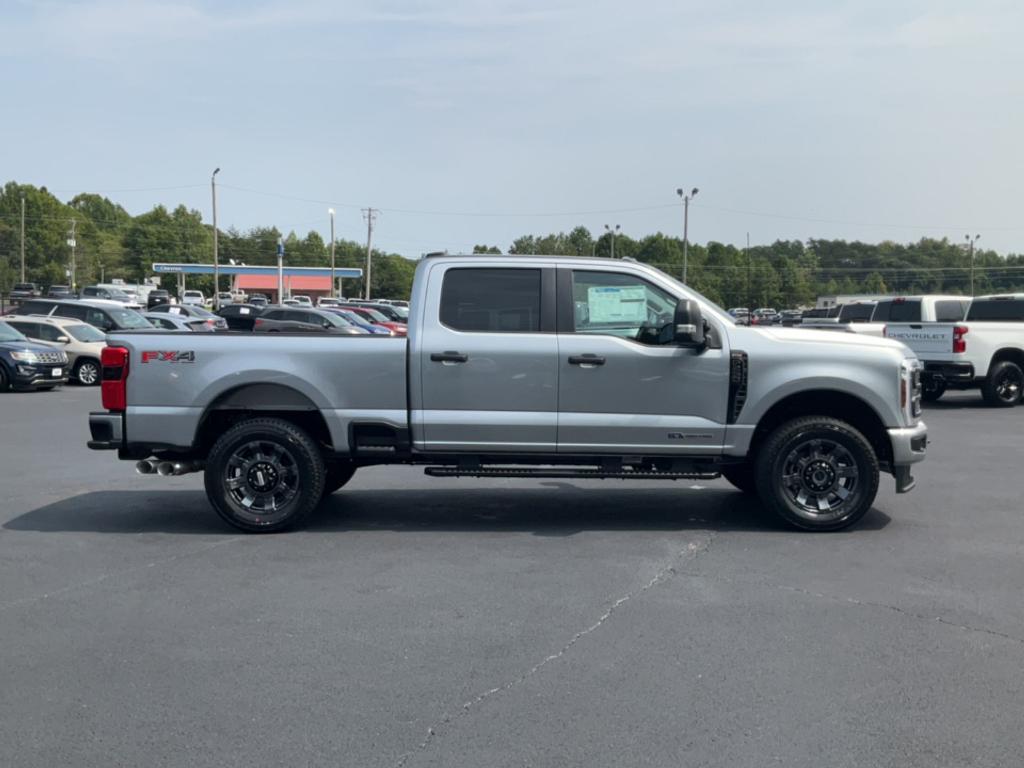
xmin=0 ymin=320 xmax=69 ymax=391
xmin=147 ymin=289 xmax=171 ymax=309
xmin=217 ymin=303 xmax=264 ymax=331
xmin=16 ymin=299 xmax=153 ymax=332
xmin=148 ymin=302 xmax=228 ymax=330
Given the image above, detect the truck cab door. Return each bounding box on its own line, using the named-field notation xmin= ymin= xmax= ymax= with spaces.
xmin=411 ymin=264 xmax=558 ymax=452
xmin=555 ymin=268 xmax=730 ymax=454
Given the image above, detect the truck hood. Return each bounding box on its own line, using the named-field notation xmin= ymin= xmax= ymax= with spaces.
xmin=751 ymin=326 xmax=910 ymax=353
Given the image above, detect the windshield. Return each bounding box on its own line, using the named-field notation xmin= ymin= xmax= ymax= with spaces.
xmin=0 ymin=321 xmax=27 ymax=342
xmin=66 ymin=324 xmax=106 ymax=342
xmin=111 ymin=308 xmax=153 ymax=329
xmin=110 ymin=291 xmax=132 ymax=300
xmin=390 ymin=306 xmax=409 ymax=319
xmin=358 ymin=308 xmax=389 ymax=323
xmin=187 ymin=306 xmax=216 ymax=318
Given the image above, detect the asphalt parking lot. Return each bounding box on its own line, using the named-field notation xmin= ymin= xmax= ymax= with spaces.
xmin=2 ymin=387 xmax=1023 ymax=767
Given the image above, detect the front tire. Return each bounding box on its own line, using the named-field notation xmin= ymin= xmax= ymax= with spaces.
xmin=981 ymin=361 xmax=1023 ymax=407
xmin=204 ymin=417 xmax=325 ymax=533
xmin=754 ymin=416 xmax=879 ymax=532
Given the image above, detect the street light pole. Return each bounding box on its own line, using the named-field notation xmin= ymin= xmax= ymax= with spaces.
xmin=211 ymin=167 xmax=220 ymax=307
xmin=19 ymin=192 xmax=26 ymax=283
xmin=604 ymin=224 xmax=620 ymax=259
xmin=676 ymin=187 xmax=699 ymax=283
xmin=328 ymin=208 xmax=336 ymax=298
xmin=966 ymin=234 xmax=980 ymax=296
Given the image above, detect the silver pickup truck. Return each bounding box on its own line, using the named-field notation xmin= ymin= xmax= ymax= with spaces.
xmin=88 ymin=255 xmax=928 ymax=533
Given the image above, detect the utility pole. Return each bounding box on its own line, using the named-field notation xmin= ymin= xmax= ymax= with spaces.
xmin=746 ymin=232 xmax=752 ymax=320
xmin=328 ymin=208 xmax=336 ymax=297
xmin=277 ymin=237 xmax=285 ymax=303
xmin=966 ymin=234 xmax=980 ymax=296
xmin=19 ymin=192 xmax=26 ymax=283
xmin=676 ymin=187 xmax=699 ymax=283
xmin=604 ymin=224 xmax=620 ymax=259
xmin=68 ymin=219 xmax=77 ymax=291
xmin=211 ymin=168 xmax=220 ymax=307
xmin=362 ymin=208 xmax=377 ymax=300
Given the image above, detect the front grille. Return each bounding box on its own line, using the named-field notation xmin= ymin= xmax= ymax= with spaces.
xmin=35 ymin=351 xmax=67 ymax=364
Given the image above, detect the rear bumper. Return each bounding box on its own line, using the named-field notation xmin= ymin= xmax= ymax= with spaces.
xmin=887 ymin=421 xmax=928 ymax=494
xmin=88 ymin=411 xmax=124 ymax=450
xmin=922 ymin=361 xmax=974 ymax=385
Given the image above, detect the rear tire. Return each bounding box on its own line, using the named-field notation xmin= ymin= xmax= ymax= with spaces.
xmin=204 ymin=417 xmax=325 ymax=533
xmin=754 ymin=416 xmax=879 ymax=532
xmin=981 ymin=361 xmax=1023 ymax=407
xmin=721 ymin=463 xmax=756 ymax=494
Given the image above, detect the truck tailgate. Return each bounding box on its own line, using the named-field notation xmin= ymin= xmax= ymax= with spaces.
xmin=885 ymin=323 xmax=954 ymax=358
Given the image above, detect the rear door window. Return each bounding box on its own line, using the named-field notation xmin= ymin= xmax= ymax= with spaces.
xmin=58 ymin=304 xmax=90 ymax=322
xmin=440 ymin=268 xmax=542 ymax=333
xmin=7 ymin=321 xmax=40 ymax=338
xmin=35 ymin=324 xmax=64 ymax=342
xmin=872 ymin=299 xmax=921 ymax=322
xmin=18 ymin=300 xmax=56 ymax=316
xmin=839 ymin=304 xmax=876 ymax=322
xmin=935 ymin=300 xmax=968 ymax=322
xmin=967 ymin=299 xmax=1024 ymax=322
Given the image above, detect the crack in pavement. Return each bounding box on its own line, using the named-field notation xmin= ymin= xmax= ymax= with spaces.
xmin=0 ymin=536 xmax=245 ymax=612
xmin=393 ymin=531 xmax=717 ymax=768
xmin=675 ymin=570 xmax=1024 ymax=647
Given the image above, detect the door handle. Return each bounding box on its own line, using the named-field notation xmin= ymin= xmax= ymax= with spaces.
xmin=568 ymin=354 xmax=606 ymax=366
xmin=430 ymin=351 xmax=469 ymax=364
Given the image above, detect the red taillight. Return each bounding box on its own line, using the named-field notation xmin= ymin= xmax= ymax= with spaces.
xmin=953 ymin=325 xmax=968 ymax=354
xmin=254 ymin=318 xmax=263 ymax=328
xmin=101 ymin=346 xmax=129 ymax=412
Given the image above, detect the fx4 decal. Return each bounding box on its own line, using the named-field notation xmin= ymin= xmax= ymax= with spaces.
xmin=141 ymin=351 xmax=196 ymax=364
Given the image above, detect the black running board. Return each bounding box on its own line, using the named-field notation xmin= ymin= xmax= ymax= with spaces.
xmin=424 ymin=466 xmax=721 ymax=481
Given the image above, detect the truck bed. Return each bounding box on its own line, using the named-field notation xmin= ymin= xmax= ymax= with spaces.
xmin=109 ymin=331 xmax=408 ymax=452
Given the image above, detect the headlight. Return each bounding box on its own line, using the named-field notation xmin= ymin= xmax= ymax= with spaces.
xmin=10 ymin=351 xmax=39 ymax=363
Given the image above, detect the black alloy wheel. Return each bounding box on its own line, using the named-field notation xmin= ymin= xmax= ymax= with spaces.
xmin=755 ymin=416 xmax=879 ymax=531
xmin=205 ymin=417 xmax=325 ymax=532
xmin=982 ymin=361 xmax=1024 ymax=408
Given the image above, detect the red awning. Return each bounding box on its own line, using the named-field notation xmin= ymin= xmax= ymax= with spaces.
xmin=236 ymin=275 xmax=332 ymax=291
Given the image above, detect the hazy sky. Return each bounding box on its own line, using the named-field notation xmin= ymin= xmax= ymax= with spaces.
xmin=4 ymin=0 xmax=1023 ymax=257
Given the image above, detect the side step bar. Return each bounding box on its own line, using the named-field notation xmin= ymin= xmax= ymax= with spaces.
xmin=424 ymin=466 xmax=721 ymax=481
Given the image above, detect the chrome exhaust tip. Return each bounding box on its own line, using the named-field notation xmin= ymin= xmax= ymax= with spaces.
xmin=156 ymin=461 xmax=176 ymax=477
xmin=135 ymin=459 xmax=157 ymax=475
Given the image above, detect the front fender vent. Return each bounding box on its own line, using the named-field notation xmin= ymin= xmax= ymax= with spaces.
xmin=728 ymin=351 xmax=748 ymax=424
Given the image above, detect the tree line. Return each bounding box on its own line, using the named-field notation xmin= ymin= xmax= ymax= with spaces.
xmin=2 ymin=181 xmax=1022 ymax=307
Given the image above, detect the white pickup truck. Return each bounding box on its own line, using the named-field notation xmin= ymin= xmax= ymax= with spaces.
xmin=804 ymin=296 xmax=968 ymax=338
xmin=885 ymin=294 xmax=1024 ymax=406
